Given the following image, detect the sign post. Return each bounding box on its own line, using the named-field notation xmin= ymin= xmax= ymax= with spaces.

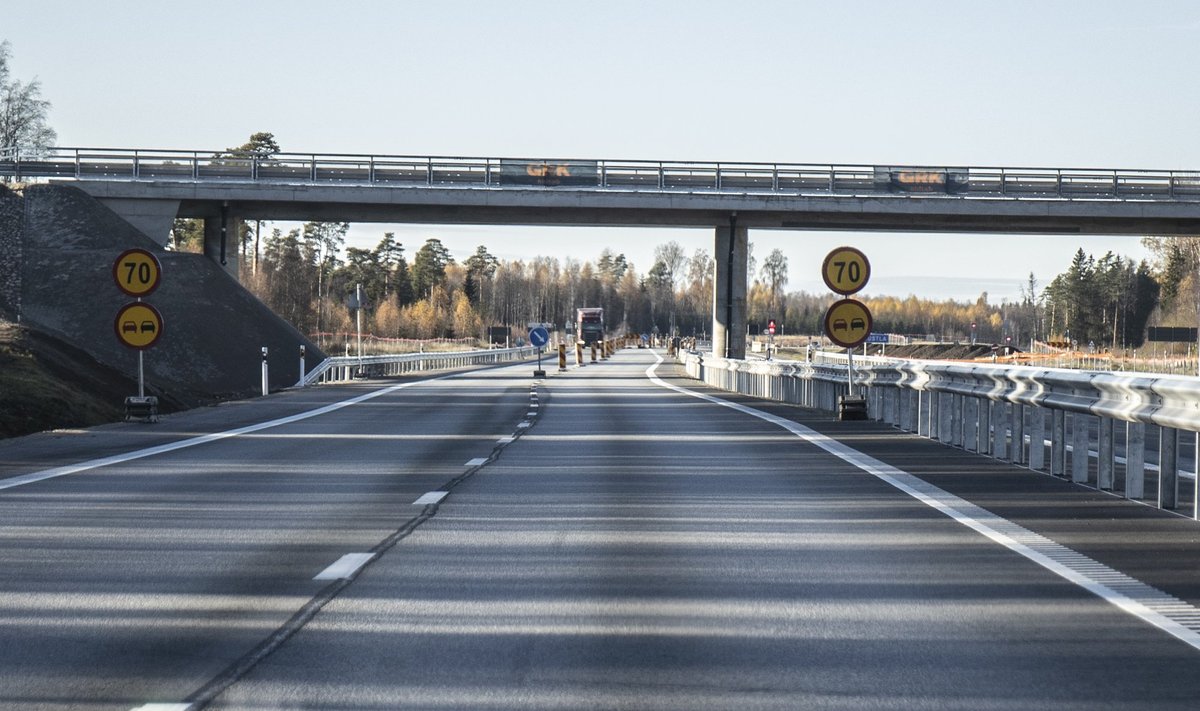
xmin=528 ymin=325 xmax=550 ymax=377
xmin=821 ymin=246 xmax=872 ymax=420
xmin=112 ymin=249 xmax=163 ymax=420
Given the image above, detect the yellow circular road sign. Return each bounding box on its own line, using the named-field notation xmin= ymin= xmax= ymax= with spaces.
xmin=112 ymin=249 xmax=162 ymax=297
xmin=114 ymin=302 xmax=164 ymax=350
xmin=823 ymin=298 xmax=873 ymax=348
xmin=821 ymin=246 xmax=871 ymax=295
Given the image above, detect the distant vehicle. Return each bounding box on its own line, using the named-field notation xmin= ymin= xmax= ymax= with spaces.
xmin=576 ymin=307 xmax=605 ymax=346
xmin=832 ymin=319 xmax=848 ymax=331
xmin=140 ymin=321 xmax=156 ymax=333
xmin=850 ymin=317 xmax=865 ymax=330
xmin=122 ymin=321 xmax=136 ymax=333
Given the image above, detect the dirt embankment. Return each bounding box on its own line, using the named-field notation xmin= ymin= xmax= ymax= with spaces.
xmin=0 ymin=321 xmax=186 ymax=438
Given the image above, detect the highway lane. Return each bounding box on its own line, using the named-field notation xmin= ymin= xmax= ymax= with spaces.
xmin=0 ymin=363 xmax=538 ymax=710
xmin=204 ymin=349 xmax=1200 ymax=710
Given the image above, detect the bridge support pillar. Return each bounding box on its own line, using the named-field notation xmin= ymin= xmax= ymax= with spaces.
xmin=203 ymin=203 xmax=241 ymax=281
xmin=712 ymin=221 xmax=747 ymax=360
xmin=98 ymin=198 xmax=180 ymax=246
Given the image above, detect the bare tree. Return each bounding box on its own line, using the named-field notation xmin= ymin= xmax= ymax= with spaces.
xmin=760 ymin=248 xmax=789 ymax=318
xmin=0 ymin=41 xmax=56 ymax=154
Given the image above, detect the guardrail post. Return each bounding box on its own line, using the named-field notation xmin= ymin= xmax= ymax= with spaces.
xmin=993 ymin=401 xmax=1008 ymax=461
xmin=921 ymin=391 xmax=931 ymax=437
xmin=1159 ymin=427 xmax=1179 ymax=509
xmin=1011 ymin=404 xmax=1025 ymax=465
xmin=928 ymin=392 xmax=941 ymax=440
xmin=938 ymin=393 xmax=952 ymax=442
xmin=1097 ymin=418 xmax=1115 ymax=490
xmin=964 ymin=397 xmax=978 ymax=451
xmin=1028 ymin=408 xmax=1046 ymax=471
xmin=1071 ymin=413 xmax=1090 ymax=483
xmin=950 ymin=394 xmax=964 ymax=446
xmin=1051 ymin=410 xmax=1066 ymax=477
xmin=978 ymin=399 xmax=992 ymax=454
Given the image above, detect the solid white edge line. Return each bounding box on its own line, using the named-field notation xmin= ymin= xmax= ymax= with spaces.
xmin=412 ymin=491 xmax=448 ymax=505
xmin=129 ymin=705 xmax=191 ymax=711
xmin=313 ymin=552 xmax=374 ymax=581
xmin=0 ymin=369 xmax=470 ymax=492
xmin=646 ymin=352 xmax=1200 ymax=653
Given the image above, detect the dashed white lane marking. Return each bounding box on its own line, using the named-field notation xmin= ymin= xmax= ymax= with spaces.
xmin=527 ymin=412 xmax=538 ymax=417
xmin=530 ymin=403 xmax=540 ymax=408
xmin=517 ymin=422 xmax=531 ymax=429
xmin=313 ymin=553 xmax=373 ymax=581
xmin=0 ymin=370 xmax=468 ymax=492
xmin=130 ymin=704 xmax=190 ymax=711
xmin=497 ymin=437 xmax=515 ymax=444
xmin=464 ymin=458 xmax=488 ymax=467
xmin=412 ymin=491 xmax=448 ymax=505
xmin=647 ymin=353 xmax=1200 ymax=653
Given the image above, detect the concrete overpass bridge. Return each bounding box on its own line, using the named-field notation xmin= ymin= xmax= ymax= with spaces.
xmin=5 ymin=146 xmax=1200 ymax=358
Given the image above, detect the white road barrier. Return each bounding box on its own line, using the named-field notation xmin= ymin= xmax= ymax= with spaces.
xmin=679 ymin=349 xmax=1200 ymax=520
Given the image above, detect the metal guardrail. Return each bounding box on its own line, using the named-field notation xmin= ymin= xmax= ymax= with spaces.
xmin=303 ymin=346 xmax=537 ymax=385
xmin=679 ymin=350 xmax=1200 ymax=520
xmin=4 ymin=145 xmax=1200 ymax=202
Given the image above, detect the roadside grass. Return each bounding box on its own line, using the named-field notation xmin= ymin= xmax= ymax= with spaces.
xmin=0 ymin=322 xmax=125 ymax=438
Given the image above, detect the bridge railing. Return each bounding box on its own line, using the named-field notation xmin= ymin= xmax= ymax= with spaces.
xmin=4 ymin=145 xmax=1200 ymax=202
xmin=679 ymin=350 xmax=1200 ymax=519
xmin=302 ymin=346 xmax=536 ymax=385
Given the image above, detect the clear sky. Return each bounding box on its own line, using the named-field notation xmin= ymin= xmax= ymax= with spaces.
xmin=6 ymin=1 xmax=1199 ymax=301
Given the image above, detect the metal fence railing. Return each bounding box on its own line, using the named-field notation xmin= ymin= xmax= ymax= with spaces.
xmin=303 ymin=346 xmax=537 ymax=385
xmin=679 ymin=349 xmax=1200 ymax=520
xmin=4 ymin=145 xmax=1200 ymax=202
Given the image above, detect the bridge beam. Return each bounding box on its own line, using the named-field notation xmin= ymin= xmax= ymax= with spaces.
xmin=712 ymin=221 xmax=747 ymax=360
xmin=203 ymin=203 xmax=240 ymax=281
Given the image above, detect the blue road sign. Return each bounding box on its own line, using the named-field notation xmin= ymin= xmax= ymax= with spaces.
xmin=866 ymin=333 xmax=889 ymax=344
xmin=641 ymin=333 xmax=650 ymax=343
xmin=528 ymin=326 xmax=550 ymax=348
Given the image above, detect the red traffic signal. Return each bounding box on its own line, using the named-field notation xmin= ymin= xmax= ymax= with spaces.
xmin=768 ymin=319 xmax=777 ymax=335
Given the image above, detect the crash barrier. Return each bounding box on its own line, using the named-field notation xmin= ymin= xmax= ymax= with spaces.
xmin=303 ymin=346 xmax=537 ymax=385
xmin=679 ymin=349 xmax=1200 ymax=519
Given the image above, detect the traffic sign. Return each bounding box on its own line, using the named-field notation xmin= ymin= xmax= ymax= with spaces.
xmin=768 ymin=319 xmax=777 ymax=335
xmin=866 ymin=332 xmax=889 ymax=344
xmin=823 ymin=299 xmax=873 ymax=348
xmin=112 ymin=249 xmax=162 ymax=297
xmin=114 ymin=302 xmax=164 ymax=350
xmin=528 ymin=326 xmax=550 ymax=348
xmin=821 ymin=246 xmax=871 ymax=296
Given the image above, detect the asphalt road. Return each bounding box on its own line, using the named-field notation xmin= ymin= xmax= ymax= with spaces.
xmin=4 ymin=350 xmax=1200 ymax=710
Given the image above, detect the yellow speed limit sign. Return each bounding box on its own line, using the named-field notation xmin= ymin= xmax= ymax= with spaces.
xmin=112 ymin=248 xmax=162 ymax=297
xmin=821 ymin=246 xmax=870 ymax=295
xmin=114 ymin=302 xmax=164 ymax=350
xmin=823 ymin=298 xmax=873 ymax=348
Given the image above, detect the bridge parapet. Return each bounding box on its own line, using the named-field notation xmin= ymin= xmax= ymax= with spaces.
xmin=5 ymin=145 xmax=1200 ymax=203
